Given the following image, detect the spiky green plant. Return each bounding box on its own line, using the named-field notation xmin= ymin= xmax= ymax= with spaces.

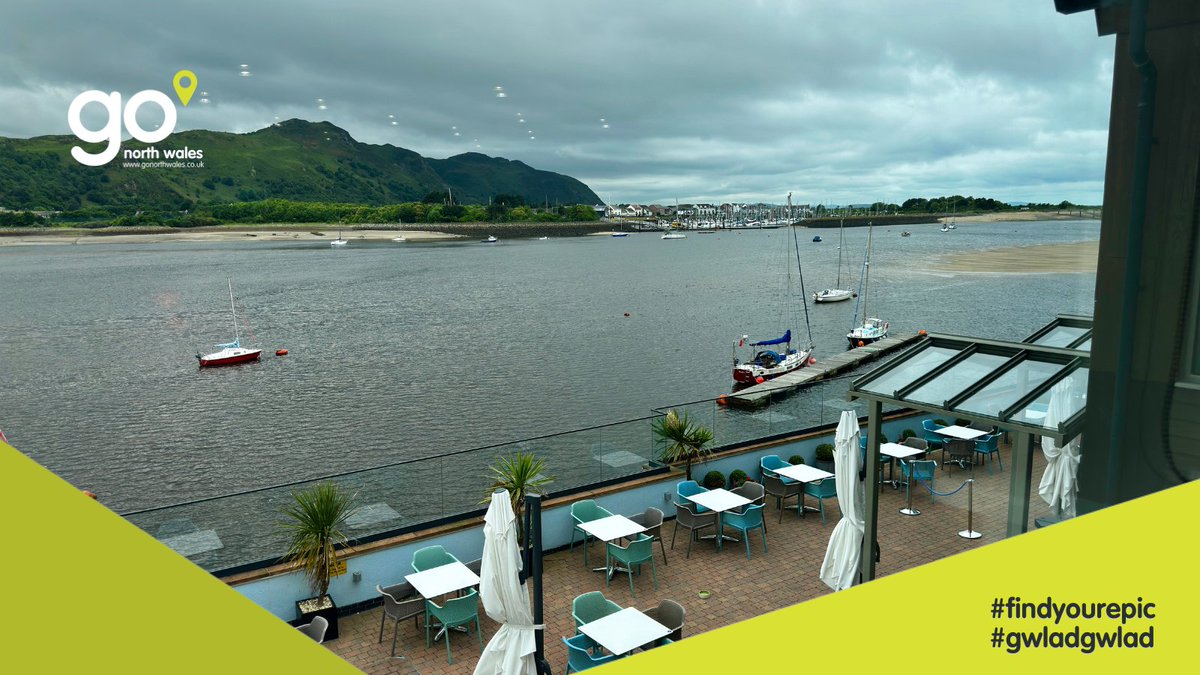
xmin=486 ymin=452 xmax=553 ymax=540
xmin=652 ymin=409 xmax=715 ymax=480
xmin=279 ymin=481 xmax=357 ymax=598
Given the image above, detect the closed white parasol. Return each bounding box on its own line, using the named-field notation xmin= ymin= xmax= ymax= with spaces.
xmin=820 ymin=410 xmax=864 ymax=591
xmin=1039 ymin=377 xmax=1082 ymax=520
xmin=473 ymin=490 xmax=539 ymax=675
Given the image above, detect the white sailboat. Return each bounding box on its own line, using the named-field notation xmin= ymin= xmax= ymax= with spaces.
xmin=197 ymin=279 xmax=262 ymax=367
xmin=732 ymin=220 xmax=816 ymax=385
xmin=813 ymin=218 xmax=855 ymax=303
xmin=847 ymin=222 xmax=889 ymax=348
xmin=330 ymin=229 xmax=348 ymax=246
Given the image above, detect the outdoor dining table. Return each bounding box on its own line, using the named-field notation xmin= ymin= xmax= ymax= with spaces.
xmin=404 ymin=561 xmax=480 ymax=642
xmin=934 ymin=425 xmax=988 ymax=441
xmin=685 ymin=488 xmax=751 ymax=551
xmin=880 ymin=442 xmax=925 ymax=488
xmin=578 ymin=606 xmax=671 ymax=656
xmin=774 ymin=463 xmax=834 ymax=513
xmin=577 ymin=514 xmax=647 ymax=577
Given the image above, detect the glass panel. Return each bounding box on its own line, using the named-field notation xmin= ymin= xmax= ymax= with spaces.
xmin=1074 ymin=338 xmax=1092 ymax=352
xmin=1011 ymin=367 xmax=1090 ymax=430
xmin=1031 ymin=325 xmax=1089 ymax=348
xmin=957 ymin=359 xmax=1064 ymax=418
xmin=858 ymin=346 xmax=961 ymax=397
xmin=907 ymin=352 xmax=1011 ymax=406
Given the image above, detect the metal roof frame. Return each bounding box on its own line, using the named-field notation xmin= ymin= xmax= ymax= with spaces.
xmin=850 ymin=332 xmax=1089 ymax=445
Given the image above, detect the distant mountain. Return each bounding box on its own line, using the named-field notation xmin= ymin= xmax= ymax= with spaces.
xmin=0 ymin=119 xmax=600 ymax=211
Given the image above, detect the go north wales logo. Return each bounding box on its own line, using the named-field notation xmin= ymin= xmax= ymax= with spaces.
xmin=68 ymin=70 xmax=205 ymax=168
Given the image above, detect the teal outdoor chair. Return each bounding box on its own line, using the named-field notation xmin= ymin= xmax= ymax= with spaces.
xmin=721 ymin=503 xmax=766 ymax=559
xmin=803 ymin=479 xmax=839 ymax=525
xmin=570 ymin=499 xmax=614 ymax=567
xmin=759 ymin=455 xmax=796 ymax=484
xmin=974 ymin=433 xmax=1003 ymax=472
xmin=572 ymin=591 xmax=622 ymax=632
xmin=922 ymin=420 xmax=946 ymax=451
xmin=605 ymin=534 xmax=658 ymax=596
xmin=675 ymin=480 xmax=709 ymax=511
xmin=411 ymin=544 xmax=458 ymax=572
xmin=424 ymin=589 xmax=482 ymax=665
xmin=563 ymin=634 xmax=620 ymax=672
xmin=900 ymin=459 xmax=938 ymax=504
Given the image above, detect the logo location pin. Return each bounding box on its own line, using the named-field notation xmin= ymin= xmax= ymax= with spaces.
xmin=173 ymin=70 xmax=198 ymax=106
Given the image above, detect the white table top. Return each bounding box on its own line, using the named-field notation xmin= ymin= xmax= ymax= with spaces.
xmin=686 ymin=487 xmax=751 ymax=513
xmin=774 ymin=463 xmax=834 ymax=483
xmin=579 ymin=607 xmax=671 ymax=655
xmin=880 ymin=442 xmax=925 ymax=459
xmin=935 ymin=425 xmax=988 ymax=440
xmin=404 ymin=561 xmax=480 ymax=598
xmin=577 ymin=514 xmax=646 ymax=542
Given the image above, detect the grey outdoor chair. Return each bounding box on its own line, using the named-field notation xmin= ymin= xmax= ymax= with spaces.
xmin=670 ymin=500 xmax=717 ymax=559
xmin=642 ymin=599 xmax=685 ymax=648
xmin=628 ymin=506 xmax=668 ymax=565
xmin=730 ymin=480 xmax=768 ymax=533
xmin=377 ymin=582 xmax=424 ymax=658
xmin=944 ymin=439 xmax=975 ymax=475
xmin=763 ymin=473 xmax=802 ymax=523
xmin=297 ymin=615 xmax=329 ymax=644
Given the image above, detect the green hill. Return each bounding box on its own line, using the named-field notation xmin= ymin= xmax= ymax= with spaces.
xmin=0 ymin=119 xmax=601 ymax=211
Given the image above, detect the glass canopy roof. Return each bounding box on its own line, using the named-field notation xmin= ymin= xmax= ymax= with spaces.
xmin=851 ymin=316 xmax=1091 ymax=443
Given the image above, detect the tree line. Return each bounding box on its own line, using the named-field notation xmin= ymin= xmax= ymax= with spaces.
xmin=0 ymin=197 xmax=600 ymax=228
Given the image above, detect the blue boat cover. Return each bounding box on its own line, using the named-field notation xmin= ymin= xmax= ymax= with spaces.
xmin=751 ymin=330 xmax=790 ymax=346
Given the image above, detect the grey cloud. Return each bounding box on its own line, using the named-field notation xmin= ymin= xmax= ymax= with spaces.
xmin=0 ymin=0 xmax=1113 ymax=204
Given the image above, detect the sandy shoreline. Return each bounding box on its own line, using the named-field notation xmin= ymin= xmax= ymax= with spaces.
xmin=0 ymin=227 xmax=462 ymax=246
xmin=936 ymin=240 xmax=1098 ymax=273
xmin=939 ymin=210 xmax=1099 ymax=223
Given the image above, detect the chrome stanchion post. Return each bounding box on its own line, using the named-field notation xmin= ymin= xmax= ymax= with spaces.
xmin=899 ymin=461 xmax=920 ymax=516
xmin=957 ymin=478 xmax=982 ymax=539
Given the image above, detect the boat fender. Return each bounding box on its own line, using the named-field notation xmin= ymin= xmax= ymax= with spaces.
xmin=755 ymin=376 xmax=765 ymax=384
xmin=808 ymin=357 xmax=816 ymax=365
xmin=858 ymin=341 xmax=865 ymax=347
xmin=276 ymin=349 xmax=289 ymax=356
xmin=717 ymin=395 xmax=728 ymax=406
xmin=918 ymin=329 xmax=927 ymax=336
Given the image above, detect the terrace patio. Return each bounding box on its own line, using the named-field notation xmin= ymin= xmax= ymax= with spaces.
xmin=323 ymin=435 xmax=1052 ymax=674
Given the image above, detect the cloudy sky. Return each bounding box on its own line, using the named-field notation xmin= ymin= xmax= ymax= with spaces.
xmin=1 ymin=1 xmax=1113 ymax=205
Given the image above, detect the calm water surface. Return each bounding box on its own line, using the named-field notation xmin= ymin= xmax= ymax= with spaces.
xmin=0 ymin=221 xmax=1097 ymax=511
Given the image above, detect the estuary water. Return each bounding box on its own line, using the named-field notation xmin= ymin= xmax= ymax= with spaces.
xmin=0 ymin=220 xmax=1097 ymax=513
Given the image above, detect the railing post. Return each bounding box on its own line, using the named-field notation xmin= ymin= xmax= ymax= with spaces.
xmin=958 ymin=479 xmax=982 ymax=539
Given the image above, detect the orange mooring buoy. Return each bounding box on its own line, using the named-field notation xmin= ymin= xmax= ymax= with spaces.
xmin=276 ymin=349 xmax=289 ymax=356
xmin=858 ymin=341 xmax=865 ymax=347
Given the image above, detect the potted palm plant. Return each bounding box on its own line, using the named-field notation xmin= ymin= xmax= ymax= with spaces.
xmin=280 ymin=481 xmax=357 ymax=641
xmin=652 ymin=409 xmax=715 ymax=481
xmin=485 ymin=451 xmax=553 ymax=541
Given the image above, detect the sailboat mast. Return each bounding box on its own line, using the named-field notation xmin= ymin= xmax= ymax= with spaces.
xmin=836 ymin=218 xmax=844 ymax=287
xmin=228 ymin=278 xmax=240 ymax=345
xmin=791 ymin=223 xmax=814 ymax=348
xmin=863 ymin=222 xmax=873 ymax=320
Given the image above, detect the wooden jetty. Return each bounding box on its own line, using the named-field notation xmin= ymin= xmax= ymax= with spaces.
xmin=726 ymin=333 xmax=923 ymax=408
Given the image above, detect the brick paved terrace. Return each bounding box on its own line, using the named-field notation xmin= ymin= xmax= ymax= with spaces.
xmin=325 ymin=439 xmax=1053 ymax=674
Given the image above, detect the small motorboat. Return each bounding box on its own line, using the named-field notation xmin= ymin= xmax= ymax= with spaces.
xmin=812 ymin=235 xmax=822 ymax=242
xmin=611 ymin=232 xmax=629 ymax=238
xmin=661 ymin=231 xmax=686 ymax=239
xmin=392 ymin=235 xmax=407 ymax=242
xmin=538 ymin=236 xmax=548 ymax=240
xmin=482 ymin=235 xmax=499 ymax=243
xmin=813 ymin=288 xmax=854 ymax=303
xmin=900 ymin=231 xmax=911 ymax=237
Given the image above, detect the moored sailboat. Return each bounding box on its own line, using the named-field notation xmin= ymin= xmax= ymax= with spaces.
xmin=198 ymin=280 xmax=262 ymax=367
xmin=732 ymin=219 xmax=815 ymax=385
xmin=847 ymin=222 xmax=889 ymax=348
xmin=813 ymin=219 xmax=855 ymax=303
